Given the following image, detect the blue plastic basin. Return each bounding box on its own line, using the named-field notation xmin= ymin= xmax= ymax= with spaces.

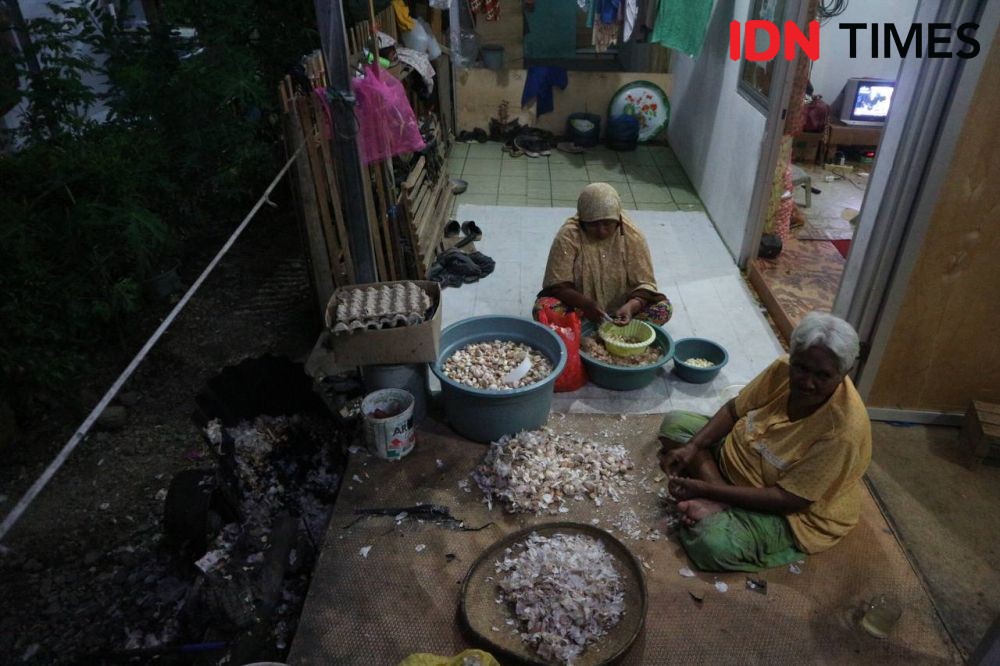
xmin=672 ymin=338 xmax=728 ymax=384
xmin=431 ymin=316 xmax=566 ymax=443
xmin=579 ymin=322 xmax=674 ymax=391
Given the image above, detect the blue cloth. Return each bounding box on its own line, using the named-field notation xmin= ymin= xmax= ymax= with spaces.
xmin=521 ymin=66 xmax=569 ymax=116
xmin=595 ymin=0 xmax=620 ymax=24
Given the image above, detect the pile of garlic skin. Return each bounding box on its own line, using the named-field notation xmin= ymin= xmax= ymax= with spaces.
xmin=682 ymin=357 xmax=715 ymax=368
xmin=496 ymin=532 xmax=625 ymax=665
xmin=473 ymin=429 xmax=634 ymax=514
xmin=442 ymin=340 xmax=552 ymax=390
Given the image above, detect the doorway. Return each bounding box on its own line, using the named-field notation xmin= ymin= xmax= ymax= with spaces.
xmin=747 ymin=1 xmax=919 ymax=340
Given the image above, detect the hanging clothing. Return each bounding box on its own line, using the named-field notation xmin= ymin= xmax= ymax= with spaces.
xmin=392 ymin=0 xmax=415 ymax=30
xmin=521 ymin=66 xmax=568 ymax=116
xmin=623 ymin=0 xmax=639 ymax=41
xmin=469 ymin=0 xmax=500 ymax=21
xmin=591 ymin=0 xmax=621 ymax=53
xmin=524 ymin=0 xmax=577 ymax=59
xmin=651 ymin=0 xmax=713 ymax=57
xmin=395 ymin=46 xmax=436 ymax=93
xmin=638 ymin=0 xmax=660 ymax=37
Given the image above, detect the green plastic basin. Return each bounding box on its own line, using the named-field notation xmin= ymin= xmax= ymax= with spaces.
xmin=431 ymin=316 xmax=566 ymax=443
xmin=579 ymin=322 xmax=674 ymax=391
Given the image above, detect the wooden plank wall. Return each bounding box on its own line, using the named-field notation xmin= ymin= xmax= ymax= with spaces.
xmin=866 ymin=23 xmax=1000 ymax=412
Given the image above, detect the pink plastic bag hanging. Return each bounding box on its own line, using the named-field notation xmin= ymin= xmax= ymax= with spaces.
xmin=350 ymin=66 xmax=426 ymax=165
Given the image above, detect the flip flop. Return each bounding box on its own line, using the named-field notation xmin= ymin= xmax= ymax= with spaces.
xmin=557 ymin=141 xmax=585 ymax=154
xmin=460 ymin=220 xmax=483 ymax=240
xmin=444 ymin=220 xmax=461 ymax=238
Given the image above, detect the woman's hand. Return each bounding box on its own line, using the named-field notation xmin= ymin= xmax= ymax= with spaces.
xmin=613 ymin=297 xmax=642 ymax=325
xmin=581 ymin=300 xmax=609 ymax=324
xmin=613 ymin=304 xmax=633 ymax=325
xmin=660 ymin=442 xmax=698 ymax=475
xmin=667 ymin=475 xmax=705 ymax=501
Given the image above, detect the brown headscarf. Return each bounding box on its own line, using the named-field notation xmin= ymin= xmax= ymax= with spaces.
xmin=541 ymin=183 xmax=665 ymax=311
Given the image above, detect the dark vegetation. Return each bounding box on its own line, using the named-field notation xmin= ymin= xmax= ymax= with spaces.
xmin=0 ymin=0 xmax=318 ymax=432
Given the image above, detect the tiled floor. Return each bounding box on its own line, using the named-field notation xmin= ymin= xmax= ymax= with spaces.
xmin=447 ymin=142 xmax=705 ymax=212
xmin=439 ymin=204 xmax=786 ymax=415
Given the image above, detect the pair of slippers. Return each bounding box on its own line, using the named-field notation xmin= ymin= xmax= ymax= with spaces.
xmin=427 ymin=248 xmax=496 ymax=288
xmin=457 ymin=128 xmax=489 ymax=143
xmin=444 ymin=220 xmax=483 ymax=250
xmin=505 ymin=134 xmax=552 ymax=159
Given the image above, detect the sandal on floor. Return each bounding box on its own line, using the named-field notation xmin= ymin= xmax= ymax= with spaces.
xmin=460 ymin=220 xmax=483 ymax=240
xmin=444 ymin=220 xmax=461 ymax=237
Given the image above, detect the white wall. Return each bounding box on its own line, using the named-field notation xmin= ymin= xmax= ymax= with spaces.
xmin=2 ymin=0 xmax=147 ymax=140
xmin=668 ymin=0 xmax=765 ymax=259
xmin=809 ymin=0 xmax=920 ymax=108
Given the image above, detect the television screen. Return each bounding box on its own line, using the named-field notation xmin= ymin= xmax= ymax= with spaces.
xmin=852 ymin=84 xmax=894 ymax=120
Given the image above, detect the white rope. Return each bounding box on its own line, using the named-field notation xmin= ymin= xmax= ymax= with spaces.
xmin=0 ymin=146 xmax=304 ymax=543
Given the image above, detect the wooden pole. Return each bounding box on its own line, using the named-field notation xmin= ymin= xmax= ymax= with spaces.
xmin=313 ymin=0 xmax=377 ymax=284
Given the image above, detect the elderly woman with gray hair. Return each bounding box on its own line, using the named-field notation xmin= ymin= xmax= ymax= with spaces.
xmin=658 ymin=312 xmax=871 ymax=572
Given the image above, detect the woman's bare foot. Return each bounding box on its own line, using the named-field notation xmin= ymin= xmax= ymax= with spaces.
xmin=677 ymin=498 xmax=728 ymax=527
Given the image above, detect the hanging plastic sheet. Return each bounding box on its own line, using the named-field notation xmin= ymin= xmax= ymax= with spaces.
xmin=351 ymin=66 xmax=426 ymax=165
xmin=449 ymin=0 xmax=480 ymax=68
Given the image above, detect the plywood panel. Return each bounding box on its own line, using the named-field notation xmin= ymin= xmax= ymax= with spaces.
xmin=868 ymin=24 xmax=1000 ymax=412
xmin=456 ymin=69 xmax=673 ymax=138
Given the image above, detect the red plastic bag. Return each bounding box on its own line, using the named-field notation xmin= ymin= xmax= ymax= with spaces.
xmin=538 ymin=307 xmax=587 ymax=392
xmin=351 ymin=66 xmax=426 ymax=164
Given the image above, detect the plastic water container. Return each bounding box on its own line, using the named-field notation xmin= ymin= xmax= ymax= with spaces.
xmin=566 ymin=112 xmax=602 ymax=148
xmin=481 ymin=44 xmax=504 ymax=70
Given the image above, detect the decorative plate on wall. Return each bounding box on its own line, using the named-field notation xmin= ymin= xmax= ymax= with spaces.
xmin=608 ymin=81 xmax=670 ymax=142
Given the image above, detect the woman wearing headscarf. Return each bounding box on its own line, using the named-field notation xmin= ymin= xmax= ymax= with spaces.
xmin=533 ymin=182 xmax=672 ymax=325
xmin=658 ymin=312 xmax=871 ymax=572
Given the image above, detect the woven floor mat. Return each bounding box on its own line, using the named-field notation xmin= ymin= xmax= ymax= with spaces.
xmin=289 ymin=414 xmax=958 ymax=665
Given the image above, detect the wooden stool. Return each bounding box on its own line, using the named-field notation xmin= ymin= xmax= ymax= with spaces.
xmin=959 ymin=401 xmax=1000 ymax=469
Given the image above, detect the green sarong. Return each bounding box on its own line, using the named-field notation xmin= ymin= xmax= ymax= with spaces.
xmin=660 ymin=411 xmax=806 ymax=572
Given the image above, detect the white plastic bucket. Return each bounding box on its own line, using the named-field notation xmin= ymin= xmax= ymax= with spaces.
xmin=361 ymin=389 xmax=416 ymax=460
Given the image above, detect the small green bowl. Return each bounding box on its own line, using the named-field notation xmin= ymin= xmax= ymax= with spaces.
xmin=581 ymin=322 xmax=674 ymax=391
xmin=672 ymin=338 xmax=728 ymax=384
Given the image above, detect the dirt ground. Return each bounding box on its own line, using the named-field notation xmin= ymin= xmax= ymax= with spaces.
xmin=0 ymin=201 xmax=321 ymax=663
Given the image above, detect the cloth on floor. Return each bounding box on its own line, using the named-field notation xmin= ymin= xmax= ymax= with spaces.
xmin=399 ymin=650 xmax=501 ymax=666
xmin=427 ymin=248 xmax=495 ymax=288
xmin=392 ymin=0 xmax=415 ymax=30
xmin=652 ymin=0 xmax=713 ymax=57
xmin=469 ymin=0 xmax=500 ymax=20
xmin=521 ymin=66 xmax=569 ymax=116
xmin=524 ymin=1 xmax=578 ymax=58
